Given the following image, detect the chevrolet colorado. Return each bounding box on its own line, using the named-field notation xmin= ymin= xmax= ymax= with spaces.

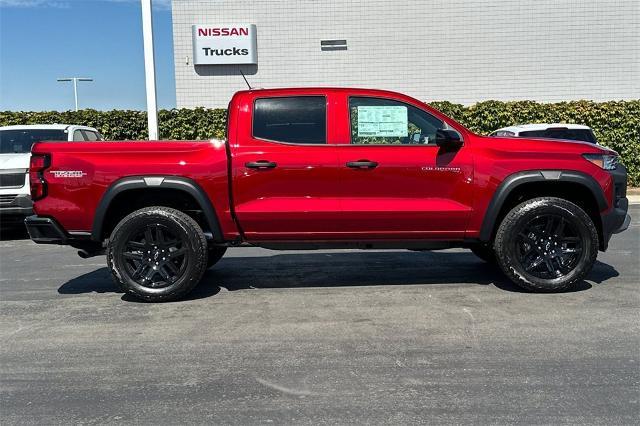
xmin=25 ymin=88 xmax=630 ymax=301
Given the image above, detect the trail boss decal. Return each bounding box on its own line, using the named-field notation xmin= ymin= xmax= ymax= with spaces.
xmin=50 ymin=170 xmax=87 ymax=178
xmin=192 ymin=24 xmax=257 ymax=65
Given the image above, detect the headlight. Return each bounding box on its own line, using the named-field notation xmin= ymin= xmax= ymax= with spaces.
xmin=583 ymin=154 xmax=618 ymax=170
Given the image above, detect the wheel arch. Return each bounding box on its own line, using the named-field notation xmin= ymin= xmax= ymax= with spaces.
xmin=479 ymin=170 xmax=607 ymax=248
xmin=92 ymin=176 xmax=223 ymax=242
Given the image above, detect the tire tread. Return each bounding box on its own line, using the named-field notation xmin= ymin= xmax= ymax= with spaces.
xmin=494 ymin=197 xmax=598 ymax=292
xmin=106 ymin=206 xmax=208 ymax=302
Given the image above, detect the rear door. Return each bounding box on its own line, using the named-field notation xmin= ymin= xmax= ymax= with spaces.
xmin=333 ymin=94 xmax=474 ymax=239
xmin=230 ymin=93 xmax=342 ymax=240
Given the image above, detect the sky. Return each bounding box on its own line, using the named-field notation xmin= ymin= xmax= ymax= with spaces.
xmin=0 ymin=0 xmax=175 ymax=111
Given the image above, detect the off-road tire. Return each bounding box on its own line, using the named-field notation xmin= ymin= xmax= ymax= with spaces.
xmin=469 ymin=243 xmax=497 ymax=264
xmin=207 ymin=246 xmax=227 ymax=268
xmin=494 ymin=197 xmax=598 ymax=292
xmin=107 ymin=206 xmax=208 ymax=302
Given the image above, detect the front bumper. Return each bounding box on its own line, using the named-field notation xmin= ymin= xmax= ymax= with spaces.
xmin=600 ymin=164 xmax=630 ymax=250
xmin=602 ymin=197 xmax=630 ymax=234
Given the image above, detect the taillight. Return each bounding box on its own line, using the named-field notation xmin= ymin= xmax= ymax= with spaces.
xmin=29 ymin=154 xmax=50 ymax=200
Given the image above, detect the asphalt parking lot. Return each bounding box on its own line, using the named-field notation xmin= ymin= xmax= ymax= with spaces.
xmin=1 ymin=206 xmax=638 ymax=425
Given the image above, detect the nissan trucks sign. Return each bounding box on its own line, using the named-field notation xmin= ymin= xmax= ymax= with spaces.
xmin=192 ymin=25 xmax=257 ymax=65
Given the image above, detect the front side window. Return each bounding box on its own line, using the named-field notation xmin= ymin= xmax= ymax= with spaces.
xmin=253 ymin=96 xmax=326 ymax=144
xmin=349 ymin=97 xmax=445 ymax=145
xmin=0 ymin=129 xmax=67 ymax=153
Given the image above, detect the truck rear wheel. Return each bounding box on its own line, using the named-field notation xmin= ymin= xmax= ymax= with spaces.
xmin=494 ymin=197 xmax=598 ymax=292
xmin=107 ymin=206 xmax=208 ymax=302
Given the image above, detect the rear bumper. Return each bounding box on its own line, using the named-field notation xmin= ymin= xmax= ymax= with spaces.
xmin=25 ymin=216 xmax=103 ymax=256
xmin=24 ymin=215 xmax=68 ymax=244
xmin=0 ymin=194 xmax=33 ymax=217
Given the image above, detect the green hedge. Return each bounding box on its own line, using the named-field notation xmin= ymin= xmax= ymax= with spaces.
xmin=431 ymin=100 xmax=640 ymax=186
xmin=0 ymin=108 xmax=228 ymax=141
xmin=1 ymin=100 xmax=638 ymax=185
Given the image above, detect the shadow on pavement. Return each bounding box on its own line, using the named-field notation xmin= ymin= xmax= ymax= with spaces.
xmin=0 ymin=224 xmax=29 ymax=241
xmin=57 ymin=251 xmax=620 ymax=302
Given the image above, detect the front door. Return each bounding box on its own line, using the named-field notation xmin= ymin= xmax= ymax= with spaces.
xmin=334 ymin=95 xmax=474 ymax=240
xmin=230 ymin=94 xmax=342 ymax=240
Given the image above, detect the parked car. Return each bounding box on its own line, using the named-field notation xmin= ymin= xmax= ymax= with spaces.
xmin=0 ymin=124 xmax=103 ymax=227
xmin=25 ymin=88 xmax=629 ymax=301
xmin=489 ymin=124 xmax=598 ymax=144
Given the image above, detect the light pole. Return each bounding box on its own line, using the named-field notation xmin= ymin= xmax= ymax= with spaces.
xmin=141 ymin=0 xmax=159 ymax=140
xmin=57 ymin=77 xmax=93 ymax=111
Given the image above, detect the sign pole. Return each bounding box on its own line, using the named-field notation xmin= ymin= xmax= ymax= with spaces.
xmin=73 ymin=78 xmax=78 ymax=111
xmin=141 ymin=0 xmax=159 ymax=140
xmin=57 ymin=77 xmax=93 ymax=111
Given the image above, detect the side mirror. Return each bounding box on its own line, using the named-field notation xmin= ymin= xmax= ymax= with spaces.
xmin=435 ymin=129 xmax=463 ymax=149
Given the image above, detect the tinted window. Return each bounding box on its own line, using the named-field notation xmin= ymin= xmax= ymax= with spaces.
xmin=491 ymin=130 xmax=515 ymax=137
xmin=0 ymin=129 xmax=67 ymax=153
xmin=520 ymin=128 xmax=596 ymax=143
xmin=82 ymin=130 xmax=99 ymax=141
xmin=73 ymin=130 xmax=85 ymax=141
xmin=253 ymin=96 xmax=326 ymax=144
xmin=349 ymin=97 xmax=445 ymax=145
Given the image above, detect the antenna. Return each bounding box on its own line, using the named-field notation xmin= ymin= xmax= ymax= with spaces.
xmin=239 ymin=68 xmax=252 ymax=89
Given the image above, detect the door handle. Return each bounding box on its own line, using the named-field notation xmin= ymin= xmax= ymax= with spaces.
xmin=346 ymin=160 xmax=378 ymax=169
xmin=245 ymin=160 xmax=277 ymax=169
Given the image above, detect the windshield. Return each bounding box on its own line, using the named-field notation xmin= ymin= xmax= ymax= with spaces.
xmin=519 ymin=128 xmax=597 ymax=143
xmin=0 ymin=129 xmax=68 ymax=153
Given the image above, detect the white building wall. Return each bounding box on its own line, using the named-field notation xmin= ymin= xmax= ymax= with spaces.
xmin=172 ymin=0 xmax=639 ymax=108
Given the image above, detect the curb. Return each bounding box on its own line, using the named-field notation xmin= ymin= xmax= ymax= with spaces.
xmin=629 ymin=195 xmax=640 ymax=205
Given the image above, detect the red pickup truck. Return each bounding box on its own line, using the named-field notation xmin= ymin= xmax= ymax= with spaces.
xmin=25 ymin=88 xmax=630 ymax=301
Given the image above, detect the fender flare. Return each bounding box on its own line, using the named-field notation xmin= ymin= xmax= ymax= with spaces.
xmin=479 ymin=170 xmax=608 ymax=241
xmin=91 ymin=176 xmax=223 ymax=242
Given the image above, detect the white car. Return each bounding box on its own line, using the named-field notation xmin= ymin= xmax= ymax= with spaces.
xmin=0 ymin=124 xmax=103 ymax=227
xmin=489 ymin=123 xmax=598 ymax=144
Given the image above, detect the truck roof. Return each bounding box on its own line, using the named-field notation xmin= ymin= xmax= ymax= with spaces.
xmin=495 ymin=123 xmax=593 ymax=133
xmin=0 ymin=124 xmax=98 ymax=131
xmin=234 ymin=87 xmax=426 ymax=99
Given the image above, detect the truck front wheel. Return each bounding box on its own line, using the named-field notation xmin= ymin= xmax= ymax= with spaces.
xmin=107 ymin=206 xmax=208 ymax=302
xmin=494 ymin=197 xmax=598 ymax=292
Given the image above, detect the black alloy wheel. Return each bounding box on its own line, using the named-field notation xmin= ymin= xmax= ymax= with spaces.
xmin=513 ymin=214 xmax=583 ymax=279
xmin=494 ymin=197 xmax=598 ymax=292
xmin=121 ymin=223 xmax=188 ymax=288
xmin=107 ymin=206 xmax=208 ymax=302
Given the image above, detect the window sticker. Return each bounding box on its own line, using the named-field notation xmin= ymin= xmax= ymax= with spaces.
xmin=357 ymin=106 xmax=408 ymax=137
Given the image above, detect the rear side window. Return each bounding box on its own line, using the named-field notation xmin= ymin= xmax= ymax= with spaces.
xmin=82 ymin=130 xmax=100 ymax=141
xmin=0 ymin=129 xmax=67 ymax=153
xmin=73 ymin=130 xmax=85 ymax=141
xmin=253 ymin=96 xmax=326 ymax=144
